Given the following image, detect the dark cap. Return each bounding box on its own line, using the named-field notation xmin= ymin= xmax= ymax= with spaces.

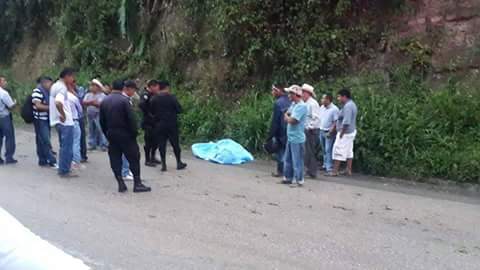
xmin=147 ymin=79 xmax=160 ymax=87
xmin=112 ymin=79 xmax=125 ymax=91
xmin=37 ymin=76 xmax=53 ymax=84
xmin=159 ymin=80 xmax=170 ymax=90
xmin=124 ymin=80 xmax=138 ymax=90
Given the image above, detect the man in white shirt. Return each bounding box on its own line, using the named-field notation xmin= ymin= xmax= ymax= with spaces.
xmin=318 ymin=94 xmax=339 ymax=173
xmin=50 ymin=68 xmax=77 ymax=177
xmin=0 ymin=76 xmax=17 ymax=164
xmin=302 ymin=83 xmax=321 ymax=178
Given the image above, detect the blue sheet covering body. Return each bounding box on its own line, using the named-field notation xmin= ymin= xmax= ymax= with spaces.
xmin=191 ymin=139 xmax=254 ymax=165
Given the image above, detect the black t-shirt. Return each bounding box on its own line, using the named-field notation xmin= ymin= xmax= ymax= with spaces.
xmin=149 ymin=93 xmax=182 ymax=127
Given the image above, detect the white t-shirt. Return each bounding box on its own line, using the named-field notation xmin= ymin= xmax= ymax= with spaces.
xmin=0 ymin=87 xmax=15 ymax=118
xmin=49 ymin=80 xmax=74 ymax=127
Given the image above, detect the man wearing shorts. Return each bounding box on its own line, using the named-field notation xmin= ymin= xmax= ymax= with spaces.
xmin=330 ymin=88 xmax=357 ymax=177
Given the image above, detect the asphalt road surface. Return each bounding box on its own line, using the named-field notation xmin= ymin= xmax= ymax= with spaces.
xmin=1 ymin=128 xmax=480 ymax=270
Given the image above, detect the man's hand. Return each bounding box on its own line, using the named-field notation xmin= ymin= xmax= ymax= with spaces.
xmin=59 ymin=114 xmax=66 ymax=123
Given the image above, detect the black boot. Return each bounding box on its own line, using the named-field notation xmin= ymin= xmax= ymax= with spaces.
xmin=177 ymin=162 xmax=187 ymax=170
xmin=151 ymin=149 xmax=162 ymax=165
xmin=175 ymin=152 xmax=187 ymax=170
xmin=133 ymin=178 xmax=151 ymax=193
xmin=115 ymin=176 xmax=128 ymax=193
xmin=144 ymin=146 xmax=156 ymax=167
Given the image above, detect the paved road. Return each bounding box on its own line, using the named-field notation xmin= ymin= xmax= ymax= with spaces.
xmin=1 ymin=128 xmax=480 ymax=270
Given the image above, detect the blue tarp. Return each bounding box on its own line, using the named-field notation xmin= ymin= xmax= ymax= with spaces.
xmin=191 ymin=139 xmax=254 ymax=165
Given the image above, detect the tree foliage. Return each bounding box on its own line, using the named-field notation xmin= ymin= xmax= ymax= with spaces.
xmin=176 ymin=0 xmax=404 ymax=87
xmin=0 ymin=0 xmax=53 ymax=61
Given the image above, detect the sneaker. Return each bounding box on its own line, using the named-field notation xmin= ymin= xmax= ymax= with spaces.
xmin=297 ymin=180 xmax=305 ymax=187
xmin=5 ymin=159 xmax=18 ymax=165
xmin=50 ymin=163 xmax=59 ymax=170
xmin=280 ymin=178 xmax=292 ymax=185
xmin=101 ymin=147 xmax=108 ymax=152
xmin=59 ymin=172 xmax=79 ymax=178
xmin=124 ymin=173 xmax=134 ymax=181
xmin=289 ymin=181 xmax=298 ymax=188
xmin=324 ymin=171 xmax=338 ymax=177
xmin=271 ymin=172 xmax=283 ymax=178
xmin=80 ymin=158 xmax=88 ymax=163
xmin=71 ymin=162 xmax=80 ymax=171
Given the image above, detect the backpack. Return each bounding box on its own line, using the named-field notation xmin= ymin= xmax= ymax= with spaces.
xmin=21 ymin=95 xmax=34 ymax=124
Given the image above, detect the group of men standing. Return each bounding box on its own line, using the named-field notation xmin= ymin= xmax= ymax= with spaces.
xmin=0 ymin=68 xmax=187 ymax=194
xmin=268 ymin=84 xmax=358 ymax=187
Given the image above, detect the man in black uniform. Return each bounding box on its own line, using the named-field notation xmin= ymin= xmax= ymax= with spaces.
xmin=150 ymin=81 xmax=187 ymax=172
xmin=139 ymin=80 xmax=161 ymax=167
xmin=99 ymin=79 xmax=151 ymax=193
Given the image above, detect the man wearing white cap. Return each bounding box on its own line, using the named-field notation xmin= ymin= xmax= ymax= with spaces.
xmin=83 ymin=79 xmax=108 ymax=151
xmin=282 ymin=85 xmax=308 ymax=187
xmin=302 ymin=83 xmax=321 ymax=178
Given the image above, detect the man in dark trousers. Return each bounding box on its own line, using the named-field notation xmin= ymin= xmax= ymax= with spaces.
xmin=100 ymin=80 xmax=151 ymax=193
xmin=267 ymin=84 xmax=291 ymax=177
xmin=150 ymin=81 xmax=187 ymax=172
xmin=139 ymin=80 xmax=161 ymax=167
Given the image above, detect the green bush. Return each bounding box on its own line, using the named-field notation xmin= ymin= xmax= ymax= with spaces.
xmin=172 ymin=71 xmax=480 ymax=184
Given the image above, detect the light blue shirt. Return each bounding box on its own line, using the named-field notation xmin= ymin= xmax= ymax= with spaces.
xmin=336 ymin=99 xmax=358 ymax=134
xmin=0 ymin=87 xmax=15 ymax=118
xmin=287 ymin=101 xmax=308 ymax=144
xmin=319 ymin=103 xmax=339 ymax=131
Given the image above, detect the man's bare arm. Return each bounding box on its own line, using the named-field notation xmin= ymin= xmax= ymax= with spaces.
xmin=55 ymin=101 xmax=66 ymax=122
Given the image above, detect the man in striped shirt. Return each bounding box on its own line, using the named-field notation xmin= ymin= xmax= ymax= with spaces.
xmin=32 ymin=76 xmax=57 ymax=167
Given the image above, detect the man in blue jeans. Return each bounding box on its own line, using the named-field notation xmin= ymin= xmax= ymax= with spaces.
xmin=50 ymin=68 xmax=76 ymax=178
xmin=32 ymin=76 xmax=57 ymax=167
xmin=282 ymin=85 xmax=308 ymax=187
xmin=318 ymin=94 xmax=339 ymax=174
xmin=0 ymin=76 xmax=17 ymax=165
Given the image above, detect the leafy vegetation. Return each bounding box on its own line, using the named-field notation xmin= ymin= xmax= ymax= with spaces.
xmin=0 ymin=0 xmax=53 ymax=61
xmin=174 ymin=67 xmax=480 ymax=184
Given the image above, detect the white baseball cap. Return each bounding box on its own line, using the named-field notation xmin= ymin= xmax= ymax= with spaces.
xmin=302 ymin=83 xmax=316 ymax=97
xmin=285 ymin=85 xmax=302 ymax=96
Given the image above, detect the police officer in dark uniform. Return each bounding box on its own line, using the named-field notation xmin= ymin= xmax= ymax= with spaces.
xmin=100 ymin=79 xmax=151 ymax=193
xmin=139 ymin=80 xmax=161 ymax=167
xmin=150 ymin=81 xmax=187 ymax=172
